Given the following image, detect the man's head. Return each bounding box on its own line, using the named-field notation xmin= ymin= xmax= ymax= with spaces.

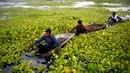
xmin=45 ymin=28 xmax=51 ymax=37
xmin=112 ymin=12 xmax=116 ymax=17
xmin=78 ymin=20 xmax=82 ymax=24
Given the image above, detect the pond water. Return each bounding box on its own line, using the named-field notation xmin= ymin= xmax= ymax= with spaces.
xmin=22 ymin=55 xmax=47 ymax=66
xmin=56 ymin=1 xmax=95 ymax=8
xmin=105 ymin=7 xmax=130 ymax=11
xmin=0 ymin=0 xmax=130 ymax=23
xmin=73 ymin=1 xmax=95 ymax=7
xmin=0 ymin=1 xmax=95 ymax=9
xmin=0 ymin=0 xmax=130 ymax=12
xmin=0 ymin=12 xmax=11 ymax=20
xmin=101 ymin=3 xmax=122 ymax=6
xmin=0 ymin=16 xmax=7 ymax=20
xmin=3 ymin=53 xmax=48 ymax=73
xmin=3 ymin=66 xmax=13 ymax=73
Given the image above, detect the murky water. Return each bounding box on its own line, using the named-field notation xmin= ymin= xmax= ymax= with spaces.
xmin=3 ymin=66 xmax=13 ymax=73
xmin=102 ymin=3 xmax=122 ymax=6
xmin=73 ymin=1 xmax=95 ymax=7
xmin=55 ymin=1 xmax=95 ymax=8
xmin=22 ymin=55 xmax=47 ymax=66
xmin=1 ymin=0 xmax=130 ymax=21
xmin=0 ymin=0 xmax=130 ymax=12
xmin=0 ymin=16 xmax=7 ymax=20
xmin=105 ymin=7 xmax=130 ymax=11
xmin=3 ymin=53 xmax=48 ymax=73
xmin=0 ymin=1 xmax=95 ymax=9
xmin=0 ymin=12 xmax=11 ymax=20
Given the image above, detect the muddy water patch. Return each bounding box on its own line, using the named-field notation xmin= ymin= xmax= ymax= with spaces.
xmin=0 ymin=16 xmax=7 ymax=20
xmin=0 ymin=1 xmax=130 ymax=13
xmin=105 ymin=7 xmax=130 ymax=11
xmin=3 ymin=65 xmax=13 ymax=73
xmin=56 ymin=1 xmax=95 ymax=8
xmin=101 ymin=3 xmax=122 ymax=6
xmin=53 ymin=0 xmax=66 ymax=2
xmin=3 ymin=54 xmax=48 ymax=73
xmin=0 ymin=12 xmax=22 ymax=19
xmin=0 ymin=12 xmax=13 ymax=20
xmin=0 ymin=2 xmax=15 ymax=5
xmin=72 ymin=1 xmax=95 ymax=7
xmin=22 ymin=55 xmax=47 ymax=66
xmin=0 ymin=2 xmax=27 ymax=9
xmin=0 ymin=1 xmax=95 ymax=9
xmin=0 ymin=1 xmax=52 ymax=10
xmin=20 ymin=1 xmax=95 ymax=8
xmin=21 ymin=6 xmax=52 ymax=10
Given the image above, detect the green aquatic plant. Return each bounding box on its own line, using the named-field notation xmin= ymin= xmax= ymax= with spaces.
xmin=0 ymin=7 xmax=130 ymax=72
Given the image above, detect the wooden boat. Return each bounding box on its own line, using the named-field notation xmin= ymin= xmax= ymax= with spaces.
xmin=38 ymin=24 xmax=106 ymax=56
xmin=56 ymin=33 xmax=75 ymax=46
xmin=23 ymin=24 xmax=106 ymax=65
xmin=87 ymin=24 xmax=106 ymax=32
xmin=26 ymin=24 xmax=106 ymax=57
xmin=35 ymin=33 xmax=75 ymax=57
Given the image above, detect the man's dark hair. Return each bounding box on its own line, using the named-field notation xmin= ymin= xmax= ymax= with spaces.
xmin=112 ymin=12 xmax=116 ymax=15
xmin=45 ymin=28 xmax=51 ymax=34
xmin=78 ymin=20 xmax=82 ymax=24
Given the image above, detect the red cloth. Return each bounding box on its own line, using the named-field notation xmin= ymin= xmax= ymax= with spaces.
xmin=72 ymin=24 xmax=89 ymax=32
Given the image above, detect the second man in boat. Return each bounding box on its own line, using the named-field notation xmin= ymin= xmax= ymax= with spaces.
xmin=70 ymin=20 xmax=89 ymax=35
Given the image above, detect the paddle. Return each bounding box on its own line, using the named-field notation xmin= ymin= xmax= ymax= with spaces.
xmin=25 ymin=42 xmax=35 ymax=52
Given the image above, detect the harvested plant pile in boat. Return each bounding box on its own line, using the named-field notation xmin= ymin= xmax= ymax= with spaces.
xmin=87 ymin=24 xmax=106 ymax=32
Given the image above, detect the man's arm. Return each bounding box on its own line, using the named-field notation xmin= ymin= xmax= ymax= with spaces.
xmin=70 ymin=24 xmax=78 ymax=32
xmin=35 ymin=35 xmax=45 ymax=44
xmin=27 ymin=36 xmax=45 ymax=50
xmin=83 ymin=25 xmax=89 ymax=32
xmin=117 ymin=16 xmax=122 ymax=20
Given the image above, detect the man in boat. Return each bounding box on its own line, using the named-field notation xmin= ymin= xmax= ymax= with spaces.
xmin=70 ymin=20 xmax=89 ymax=35
xmin=28 ymin=29 xmax=61 ymax=55
xmin=107 ymin=12 xmax=122 ymax=26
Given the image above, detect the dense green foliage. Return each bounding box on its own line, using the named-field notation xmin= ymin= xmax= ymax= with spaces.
xmin=0 ymin=4 xmax=130 ymax=73
xmin=50 ymin=21 xmax=130 ymax=73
